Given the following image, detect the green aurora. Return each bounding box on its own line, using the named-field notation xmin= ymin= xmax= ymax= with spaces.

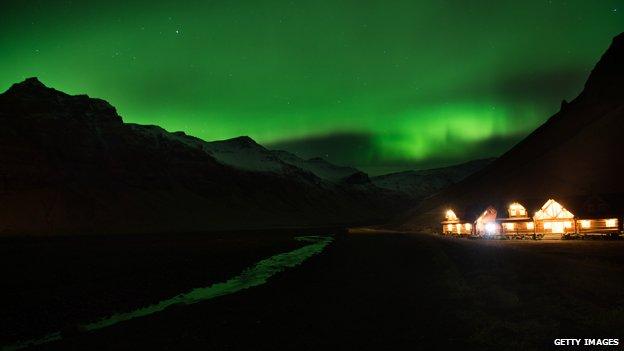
xmin=1 ymin=0 xmax=622 ymax=174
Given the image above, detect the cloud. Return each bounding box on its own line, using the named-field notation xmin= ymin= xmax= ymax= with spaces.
xmin=267 ymin=131 xmax=527 ymax=175
xmin=268 ymin=132 xmax=377 ymax=165
xmin=492 ymin=67 xmax=589 ymax=103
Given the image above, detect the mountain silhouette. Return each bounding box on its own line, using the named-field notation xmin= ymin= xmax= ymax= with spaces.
xmin=400 ymin=32 xmax=624 ymax=231
xmin=371 ymin=158 xmax=494 ymax=197
xmin=0 ymin=79 xmax=411 ymax=235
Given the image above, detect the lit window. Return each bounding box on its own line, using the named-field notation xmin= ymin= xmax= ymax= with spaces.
xmin=580 ymin=220 xmax=590 ymax=228
xmin=446 ymin=210 xmax=458 ymax=221
xmin=544 ymin=222 xmax=552 ymax=229
xmin=447 ymin=224 xmax=453 ymax=231
xmin=456 ymin=224 xmax=462 ymax=233
xmin=564 ymin=221 xmax=572 ymax=229
xmin=606 ymin=219 xmax=617 ymax=227
xmin=505 ymin=223 xmax=514 ymax=230
xmin=509 ymin=202 xmax=527 ymax=217
xmin=526 ymin=222 xmax=534 ymax=230
xmin=464 ymin=223 xmax=472 ymax=231
xmin=534 ymin=199 xmax=574 ymax=220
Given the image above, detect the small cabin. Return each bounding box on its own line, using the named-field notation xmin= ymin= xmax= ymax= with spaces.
xmin=441 ymin=209 xmax=473 ymax=236
xmin=474 ymin=206 xmax=499 ymax=237
xmin=498 ymin=202 xmax=535 ymax=238
xmin=576 ymin=218 xmax=620 ymax=236
xmin=574 ymin=196 xmax=621 ymax=237
xmin=533 ymin=199 xmax=575 ymax=239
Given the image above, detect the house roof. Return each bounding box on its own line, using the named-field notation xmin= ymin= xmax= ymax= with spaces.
xmin=534 ymin=199 xmax=574 ymax=220
xmin=443 ymin=194 xmax=624 ymax=223
xmin=475 ymin=206 xmax=497 ymax=223
xmin=498 ymin=217 xmax=532 ymax=222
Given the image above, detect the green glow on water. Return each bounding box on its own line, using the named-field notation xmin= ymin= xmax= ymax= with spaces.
xmin=83 ymin=235 xmax=332 ymax=330
xmin=2 ymin=235 xmax=333 ymax=351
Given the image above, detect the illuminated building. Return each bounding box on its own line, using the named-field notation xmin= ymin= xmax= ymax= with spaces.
xmin=498 ymin=202 xmax=535 ymax=238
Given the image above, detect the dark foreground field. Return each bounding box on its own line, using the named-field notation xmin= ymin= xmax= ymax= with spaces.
xmin=0 ymin=229 xmax=317 ymax=348
xmin=2 ymin=231 xmax=624 ymax=350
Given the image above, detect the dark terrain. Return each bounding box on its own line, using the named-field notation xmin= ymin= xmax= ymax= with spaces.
xmin=0 ymin=229 xmax=324 ymax=346
xmin=2 ymin=232 xmax=623 ymax=350
xmin=0 ymin=74 xmax=494 ymax=236
xmin=0 ymin=78 xmax=412 ymax=235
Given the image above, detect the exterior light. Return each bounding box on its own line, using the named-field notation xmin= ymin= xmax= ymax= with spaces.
xmin=508 ymin=202 xmax=527 ymax=217
xmin=446 ymin=210 xmax=458 ymax=221
xmin=534 ymin=199 xmax=574 ymax=220
xmin=485 ymin=222 xmax=497 ymax=235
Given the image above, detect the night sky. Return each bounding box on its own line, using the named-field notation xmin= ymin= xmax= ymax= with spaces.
xmin=1 ymin=1 xmax=622 ymax=174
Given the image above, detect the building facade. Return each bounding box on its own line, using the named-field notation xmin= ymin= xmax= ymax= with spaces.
xmin=441 ymin=198 xmax=622 ymax=239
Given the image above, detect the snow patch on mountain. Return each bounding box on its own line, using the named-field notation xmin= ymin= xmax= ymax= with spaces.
xmin=128 ymin=124 xmax=360 ymax=182
xmin=371 ymin=159 xmax=494 ymax=197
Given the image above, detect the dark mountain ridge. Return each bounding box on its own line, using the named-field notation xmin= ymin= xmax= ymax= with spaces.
xmin=400 ymin=32 xmax=624 ymax=231
xmin=0 ymin=78 xmax=410 ymax=235
xmin=371 ymin=158 xmax=494 ymax=197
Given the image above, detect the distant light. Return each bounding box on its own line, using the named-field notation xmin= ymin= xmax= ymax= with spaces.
xmin=445 ymin=209 xmax=458 ymax=221
xmin=606 ymin=219 xmax=617 ymax=227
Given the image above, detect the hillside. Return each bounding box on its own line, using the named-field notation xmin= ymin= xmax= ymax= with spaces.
xmin=0 ymin=78 xmax=408 ymax=235
xmin=371 ymin=158 xmax=493 ymax=198
xmin=400 ymin=32 xmax=624 ymax=231
xmin=127 ymin=125 xmax=361 ymax=183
